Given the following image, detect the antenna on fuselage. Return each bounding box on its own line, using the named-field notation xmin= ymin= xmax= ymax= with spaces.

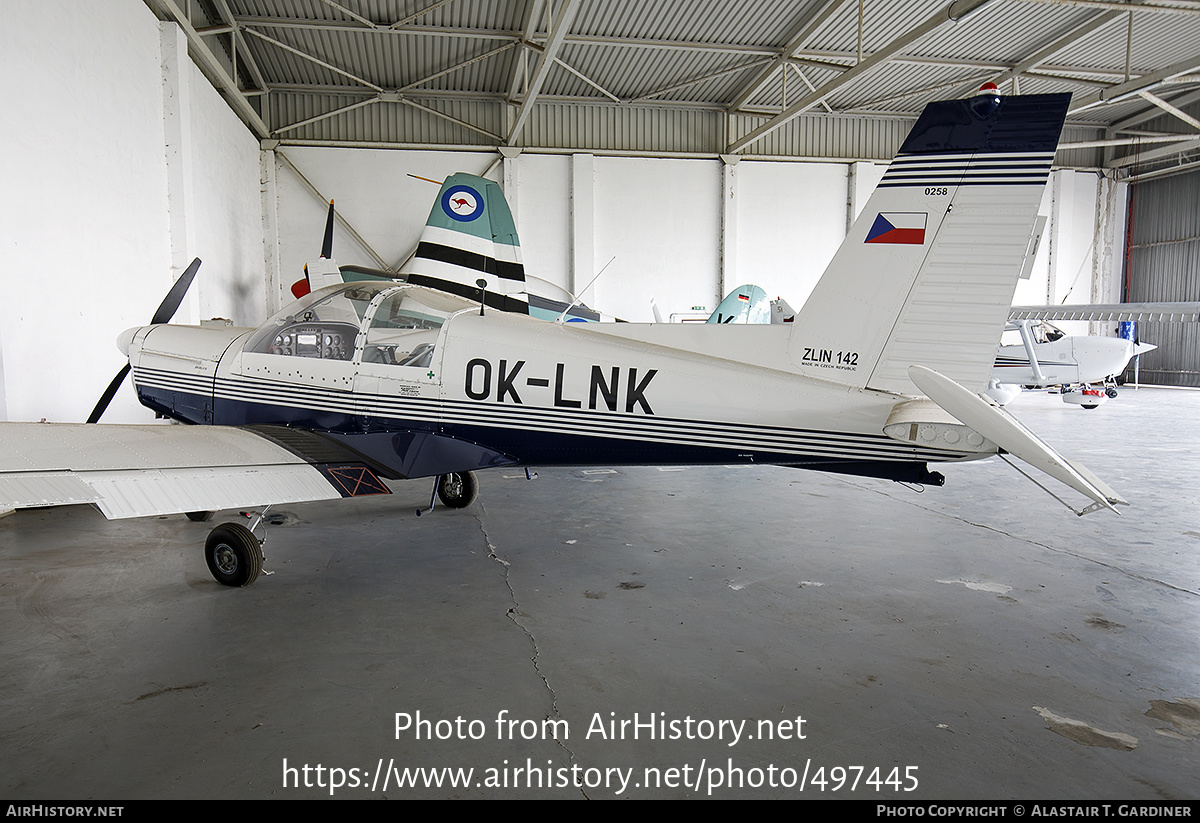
xmin=555 ymin=256 xmax=616 ymax=324
xmin=476 ymin=278 xmax=487 ymax=316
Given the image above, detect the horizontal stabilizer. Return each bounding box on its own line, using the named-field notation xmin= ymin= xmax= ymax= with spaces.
xmin=908 ymin=365 xmax=1126 ymax=515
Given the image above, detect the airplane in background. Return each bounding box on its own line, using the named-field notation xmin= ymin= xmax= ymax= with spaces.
xmin=986 ymin=303 xmax=1200 ymax=408
xmin=988 ymin=317 xmax=1153 ymax=408
xmin=0 ymin=87 xmax=1128 ymax=591
xmin=289 ymin=177 xmax=606 ymax=323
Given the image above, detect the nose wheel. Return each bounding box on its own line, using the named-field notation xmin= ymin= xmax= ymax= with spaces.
xmin=437 ymin=471 xmax=478 ymax=508
xmin=417 ymin=471 xmax=480 ymax=516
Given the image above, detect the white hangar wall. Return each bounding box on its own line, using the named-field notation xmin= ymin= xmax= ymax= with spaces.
xmin=0 ymin=2 xmax=265 ymax=424
xmin=268 ymin=148 xmax=1120 ymax=327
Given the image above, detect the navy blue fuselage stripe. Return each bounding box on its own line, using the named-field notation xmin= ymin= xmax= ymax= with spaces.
xmin=877 ymin=180 xmax=1048 ymax=188
xmin=148 ymin=367 xmax=965 ymax=453
xmin=201 ymin=394 xmax=974 ymax=474
xmin=135 ymin=374 xmax=972 ymax=467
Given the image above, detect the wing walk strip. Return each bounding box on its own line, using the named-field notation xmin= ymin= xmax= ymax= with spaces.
xmin=136 ymin=368 xmax=971 ymax=463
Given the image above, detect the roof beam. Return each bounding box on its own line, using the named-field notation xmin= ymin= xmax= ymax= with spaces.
xmin=1110 ymin=87 xmax=1200 ymax=132
xmin=506 ymin=0 xmax=582 ymax=146
xmin=274 ymin=96 xmax=380 ymax=135
xmin=635 ymin=57 xmax=774 ymax=103
xmin=397 ymin=97 xmax=504 ymax=141
xmin=786 ymin=62 xmax=834 ymax=113
xmin=554 ymin=56 xmax=622 ymax=102
xmin=1136 ymin=90 xmax=1200 ymax=132
xmin=1018 ymin=0 xmax=1200 ymax=18
xmin=211 ymin=0 xmax=269 ymax=93
xmin=317 ymin=0 xmax=377 ymax=28
xmin=388 ymin=0 xmax=460 ymax=29
xmin=395 ymin=41 xmax=515 ymax=93
xmin=950 ymin=10 xmax=1121 ymax=97
xmin=1108 ymin=135 xmax=1200 ymax=167
xmin=728 ymin=0 xmax=995 ymax=153
xmin=726 ymin=0 xmax=849 ymax=112
xmin=243 ymin=27 xmax=384 ymax=92
xmin=506 ymin=0 xmax=545 ymax=100
xmin=1070 ymin=51 xmax=1200 ymax=113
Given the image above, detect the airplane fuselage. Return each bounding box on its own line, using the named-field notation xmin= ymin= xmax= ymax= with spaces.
xmin=993 ymin=336 xmax=1142 ymax=387
xmin=126 ymin=284 xmax=983 ymax=485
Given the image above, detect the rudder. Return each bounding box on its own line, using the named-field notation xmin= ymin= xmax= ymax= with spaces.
xmin=789 ymin=90 xmax=1070 ymax=395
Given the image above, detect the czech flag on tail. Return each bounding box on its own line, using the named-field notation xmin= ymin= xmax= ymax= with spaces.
xmin=865 ymin=212 xmax=927 ymax=245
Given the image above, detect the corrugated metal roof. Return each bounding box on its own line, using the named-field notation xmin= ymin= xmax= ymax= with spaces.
xmin=144 ymin=0 xmax=1200 ymax=173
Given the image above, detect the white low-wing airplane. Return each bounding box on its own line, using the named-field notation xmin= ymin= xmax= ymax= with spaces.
xmin=0 ymin=87 xmax=1127 ymax=588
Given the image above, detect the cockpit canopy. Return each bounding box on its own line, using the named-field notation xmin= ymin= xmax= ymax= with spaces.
xmin=1002 ymin=320 xmax=1066 ymax=347
xmin=244 ymin=282 xmax=471 ymax=367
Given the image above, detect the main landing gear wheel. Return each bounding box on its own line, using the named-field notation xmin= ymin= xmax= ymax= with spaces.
xmin=205 ymin=523 xmax=264 ymax=587
xmin=436 ymin=471 xmax=479 ymax=508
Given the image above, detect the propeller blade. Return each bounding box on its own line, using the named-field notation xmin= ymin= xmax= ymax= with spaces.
xmin=321 ymin=199 xmax=335 ymax=259
xmin=150 ymin=257 xmax=202 ymax=325
xmin=88 ymin=258 xmax=201 ymax=422
xmin=86 ymin=364 xmax=131 ymax=424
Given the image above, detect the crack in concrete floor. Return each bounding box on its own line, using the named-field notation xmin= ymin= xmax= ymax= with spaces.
xmin=473 ymin=504 xmax=588 ymax=798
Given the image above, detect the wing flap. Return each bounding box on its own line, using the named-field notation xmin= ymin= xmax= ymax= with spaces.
xmin=85 ymin=466 xmax=341 ymax=519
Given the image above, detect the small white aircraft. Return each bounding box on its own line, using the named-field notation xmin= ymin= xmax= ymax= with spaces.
xmin=989 ymin=318 xmax=1155 ymax=408
xmin=986 ymin=303 xmax=1200 ymax=408
xmin=0 ymin=87 xmax=1128 ymax=589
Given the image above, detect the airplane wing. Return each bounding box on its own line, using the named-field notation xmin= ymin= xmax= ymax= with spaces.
xmin=0 ymin=422 xmax=391 ymax=519
xmin=1009 ymin=303 xmax=1200 ymax=322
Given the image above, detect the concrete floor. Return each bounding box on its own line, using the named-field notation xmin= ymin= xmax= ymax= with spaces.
xmin=1 ymin=386 xmax=1198 ymax=799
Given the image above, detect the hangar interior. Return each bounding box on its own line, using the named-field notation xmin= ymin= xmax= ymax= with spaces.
xmin=1 ymin=0 xmax=1199 ymax=800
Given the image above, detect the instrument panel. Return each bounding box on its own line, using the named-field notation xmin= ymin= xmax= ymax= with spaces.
xmin=270 ymin=323 xmax=358 ymax=360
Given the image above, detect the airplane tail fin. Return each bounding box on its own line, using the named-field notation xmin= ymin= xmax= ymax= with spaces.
xmin=707 ymin=284 xmax=770 ymax=324
xmin=403 ymin=173 xmax=529 ymax=313
xmin=789 ymin=89 xmax=1071 ymax=395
